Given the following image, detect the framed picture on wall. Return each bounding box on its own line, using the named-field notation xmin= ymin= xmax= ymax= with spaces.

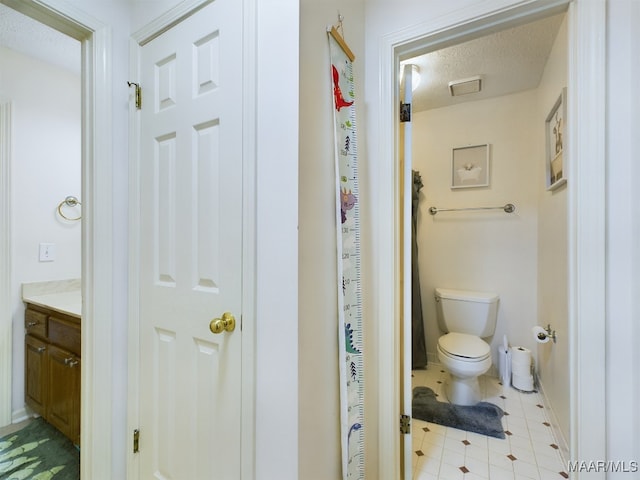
xmin=545 ymin=88 xmax=567 ymax=190
xmin=451 ymin=144 xmax=490 ymax=189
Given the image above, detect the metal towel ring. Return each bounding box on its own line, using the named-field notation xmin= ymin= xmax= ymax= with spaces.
xmin=57 ymin=196 xmax=82 ymax=221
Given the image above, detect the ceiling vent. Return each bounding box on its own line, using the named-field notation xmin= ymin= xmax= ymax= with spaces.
xmin=448 ymin=76 xmax=482 ymax=96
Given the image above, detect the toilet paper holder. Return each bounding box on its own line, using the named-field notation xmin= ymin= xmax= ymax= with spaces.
xmin=537 ymin=324 xmax=557 ymax=343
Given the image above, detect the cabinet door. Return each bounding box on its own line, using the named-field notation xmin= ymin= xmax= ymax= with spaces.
xmin=48 ymin=344 xmax=80 ymax=444
xmin=25 ymin=334 xmax=48 ymax=416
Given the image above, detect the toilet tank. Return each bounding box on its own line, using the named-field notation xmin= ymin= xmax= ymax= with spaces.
xmin=435 ymin=288 xmax=499 ymax=337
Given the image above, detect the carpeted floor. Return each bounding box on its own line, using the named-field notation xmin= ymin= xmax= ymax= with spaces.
xmin=0 ymin=417 xmax=79 ymax=479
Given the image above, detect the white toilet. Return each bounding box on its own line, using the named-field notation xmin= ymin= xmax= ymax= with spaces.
xmin=435 ymin=288 xmax=499 ymax=406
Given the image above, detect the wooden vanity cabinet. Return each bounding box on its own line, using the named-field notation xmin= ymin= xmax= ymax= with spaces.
xmin=24 ymin=304 xmax=81 ymax=444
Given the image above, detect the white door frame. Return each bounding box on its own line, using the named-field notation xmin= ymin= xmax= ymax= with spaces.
xmin=127 ymin=0 xmax=257 ymax=477
xmin=399 ymin=64 xmax=414 ymax=478
xmin=376 ymin=1 xmax=606 ymax=478
xmin=0 ymin=0 xmax=113 ymax=478
xmin=0 ymin=101 xmax=12 ymax=428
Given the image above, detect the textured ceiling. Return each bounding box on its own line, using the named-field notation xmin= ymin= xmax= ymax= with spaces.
xmin=0 ymin=3 xmax=80 ymax=74
xmin=405 ymin=13 xmax=565 ymax=113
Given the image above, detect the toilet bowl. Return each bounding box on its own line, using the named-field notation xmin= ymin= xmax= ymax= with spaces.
xmin=434 ymin=288 xmax=499 ymax=406
xmin=437 ymin=332 xmax=491 ymax=405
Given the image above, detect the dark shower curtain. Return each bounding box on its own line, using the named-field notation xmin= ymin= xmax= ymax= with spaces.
xmin=412 ymin=170 xmax=428 ymax=369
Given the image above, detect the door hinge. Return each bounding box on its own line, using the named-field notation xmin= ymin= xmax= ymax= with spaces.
xmin=133 ymin=429 xmax=140 ymax=453
xmin=400 ymin=414 xmax=411 ymax=434
xmin=127 ymin=81 xmax=142 ymax=110
xmin=400 ymin=102 xmax=411 ymax=122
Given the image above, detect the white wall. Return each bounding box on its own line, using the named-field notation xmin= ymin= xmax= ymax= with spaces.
xmin=535 ymin=14 xmax=569 ymax=450
xmin=412 ymin=90 xmax=539 ymax=371
xmin=130 ymin=0 xmax=181 ymax=32
xmin=0 ymin=47 xmax=81 ymax=415
xmin=6 ymin=1 xmax=639 ymax=478
xmin=298 ymin=1 xmax=366 ymax=478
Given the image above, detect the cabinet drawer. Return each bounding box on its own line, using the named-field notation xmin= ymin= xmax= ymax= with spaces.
xmin=25 ymin=309 xmax=47 ymax=338
xmin=48 ymin=316 xmax=81 ymax=356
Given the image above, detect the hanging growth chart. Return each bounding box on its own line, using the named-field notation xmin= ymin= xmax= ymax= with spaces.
xmin=328 ymin=24 xmax=364 ymax=480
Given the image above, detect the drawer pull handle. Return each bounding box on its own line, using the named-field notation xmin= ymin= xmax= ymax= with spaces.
xmin=64 ymin=357 xmax=79 ymax=367
xmin=27 ymin=321 xmax=38 ymax=327
xmin=37 ymin=346 xmax=46 ymax=353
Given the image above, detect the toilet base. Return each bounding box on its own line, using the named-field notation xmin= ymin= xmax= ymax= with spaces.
xmin=444 ymin=374 xmax=482 ymax=406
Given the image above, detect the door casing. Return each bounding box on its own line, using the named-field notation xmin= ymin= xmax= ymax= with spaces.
xmin=376 ymin=1 xmax=606 ymax=478
xmin=0 ymin=101 xmax=11 ymax=428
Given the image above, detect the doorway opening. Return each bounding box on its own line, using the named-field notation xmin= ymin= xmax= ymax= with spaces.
xmin=374 ymin=2 xmax=607 ymax=478
xmin=0 ymin=1 xmax=113 ymax=477
xmin=0 ymin=4 xmax=82 ymax=429
xmin=400 ymin=11 xmax=570 ymax=478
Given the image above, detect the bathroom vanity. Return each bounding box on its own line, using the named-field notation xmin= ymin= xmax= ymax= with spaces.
xmin=22 ymin=280 xmax=81 ymax=445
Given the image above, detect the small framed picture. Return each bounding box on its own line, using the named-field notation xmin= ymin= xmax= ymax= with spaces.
xmin=545 ymin=88 xmax=567 ymax=190
xmin=451 ymin=144 xmax=490 ymax=189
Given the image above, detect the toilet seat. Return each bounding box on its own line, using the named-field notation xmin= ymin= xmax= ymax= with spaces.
xmin=438 ymin=332 xmax=490 ymax=361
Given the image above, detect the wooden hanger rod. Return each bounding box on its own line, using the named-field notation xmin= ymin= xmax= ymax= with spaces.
xmin=328 ymin=26 xmax=355 ymax=62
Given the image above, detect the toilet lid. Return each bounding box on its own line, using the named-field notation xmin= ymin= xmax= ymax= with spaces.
xmin=439 ymin=333 xmax=490 ymax=359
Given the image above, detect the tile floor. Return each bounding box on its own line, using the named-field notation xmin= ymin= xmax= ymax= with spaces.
xmin=412 ymin=366 xmax=569 ymax=480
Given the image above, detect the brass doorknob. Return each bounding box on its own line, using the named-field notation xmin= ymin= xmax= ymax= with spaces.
xmin=209 ymin=312 xmax=236 ymax=334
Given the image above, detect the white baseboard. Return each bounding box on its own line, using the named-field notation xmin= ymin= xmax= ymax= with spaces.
xmin=12 ymin=406 xmax=35 ymax=424
xmin=537 ymin=380 xmax=570 ymax=463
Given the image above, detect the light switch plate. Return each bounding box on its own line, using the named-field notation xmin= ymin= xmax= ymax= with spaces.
xmin=39 ymin=243 xmax=56 ymax=262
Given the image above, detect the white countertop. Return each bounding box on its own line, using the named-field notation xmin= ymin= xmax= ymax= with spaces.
xmin=22 ymin=279 xmax=82 ymax=318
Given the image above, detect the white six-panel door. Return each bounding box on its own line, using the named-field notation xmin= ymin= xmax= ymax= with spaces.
xmin=137 ymin=1 xmax=243 ymax=478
